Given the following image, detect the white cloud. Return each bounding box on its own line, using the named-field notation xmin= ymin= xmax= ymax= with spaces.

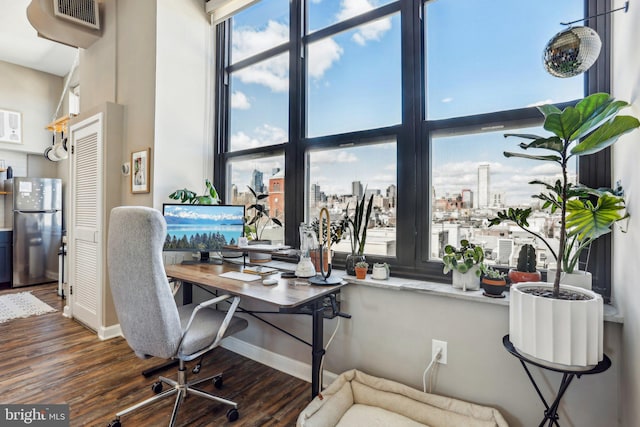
xmin=231 ymin=91 xmax=251 ymax=110
xmin=312 ymin=150 xmax=358 ymax=164
xmin=308 ymin=38 xmax=344 ymax=79
xmin=232 ymin=20 xmax=288 ymax=63
xmin=230 ymin=124 xmax=287 ymax=151
xmin=441 ymin=97 xmax=454 ymax=103
xmin=337 ymin=0 xmax=392 ymax=46
xmin=235 ymin=55 xmax=289 ymax=93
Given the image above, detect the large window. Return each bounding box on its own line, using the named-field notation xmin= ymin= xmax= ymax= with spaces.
xmin=215 ymin=0 xmax=612 ymax=299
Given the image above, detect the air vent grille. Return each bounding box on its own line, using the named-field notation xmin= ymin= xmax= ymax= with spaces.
xmin=53 ymin=0 xmax=100 ymax=30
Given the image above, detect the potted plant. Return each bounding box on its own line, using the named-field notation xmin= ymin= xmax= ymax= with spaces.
xmin=508 ymin=244 xmax=542 ymax=284
xmin=246 ymin=185 xmax=283 ymax=263
xmin=168 ymin=179 xmax=220 ymax=205
xmin=310 ymin=215 xmax=347 ymax=272
xmin=354 ymin=261 xmax=369 ymax=279
xmin=491 ymin=93 xmax=639 ymax=367
xmin=481 ymin=266 xmax=507 ymax=297
xmin=442 ymin=239 xmax=485 ymax=291
xmin=371 ymin=262 xmax=390 ymax=280
xmin=343 ymin=193 xmax=374 ymax=275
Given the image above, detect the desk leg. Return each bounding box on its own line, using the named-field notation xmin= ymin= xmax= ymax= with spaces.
xmin=183 ymin=281 xmax=193 ymax=305
xmin=311 ymin=299 xmax=325 ymax=399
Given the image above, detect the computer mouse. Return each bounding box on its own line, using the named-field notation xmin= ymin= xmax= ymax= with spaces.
xmin=262 ymin=278 xmax=277 ymax=286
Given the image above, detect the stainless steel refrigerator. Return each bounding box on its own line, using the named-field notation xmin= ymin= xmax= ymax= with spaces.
xmin=4 ymin=177 xmax=62 ymax=287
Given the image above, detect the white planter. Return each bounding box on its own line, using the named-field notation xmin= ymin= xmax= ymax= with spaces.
xmin=509 ymin=282 xmax=603 ymax=368
xmin=546 ymin=268 xmax=592 ymax=290
xmin=451 ymin=265 xmax=480 ymax=291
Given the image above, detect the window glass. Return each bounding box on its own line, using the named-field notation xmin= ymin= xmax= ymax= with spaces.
xmin=430 ymin=126 xmax=577 ymax=269
xmin=229 ymin=53 xmax=289 ymax=151
xmin=306 ymin=13 xmax=401 ymax=137
xmin=308 ymin=0 xmax=396 ymax=33
xmin=228 ymin=155 xmax=286 ymax=244
xmin=425 ymin=0 xmax=584 ymax=119
xmin=306 ymin=141 xmax=397 ymax=257
xmin=231 ymin=0 xmax=289 ymax=64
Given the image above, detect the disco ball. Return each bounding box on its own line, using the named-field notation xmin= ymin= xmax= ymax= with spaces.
xmin=543 ymin=26 xmax=602 ymax=78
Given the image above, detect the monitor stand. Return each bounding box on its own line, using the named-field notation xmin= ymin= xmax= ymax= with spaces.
xmin=181 ymin=251 xmax=223 ymax=265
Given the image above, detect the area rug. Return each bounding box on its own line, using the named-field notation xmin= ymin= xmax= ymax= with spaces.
xmin=0 ymin=292 xmax=56 ymax=324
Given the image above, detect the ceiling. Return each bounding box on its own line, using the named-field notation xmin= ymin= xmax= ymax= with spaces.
xmin=0 ymin=0 xmax=78 ymax=77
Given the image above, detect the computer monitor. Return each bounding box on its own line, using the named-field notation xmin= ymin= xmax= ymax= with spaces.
xmin=162 ymin=204 xmax=245 ymax=264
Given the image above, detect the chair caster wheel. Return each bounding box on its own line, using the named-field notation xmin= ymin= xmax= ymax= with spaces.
xmin=107 ymin=419 xmax=121 ymax=427
xmin=213 ymin=375 xmax=223 ymax=389
xmin=192 ymin=364 xmax=201 ymax=374
xmin=226 ymin=408 xmax=239 ymax=422
xmin=151 ymin=381 xmax=163 ymax=394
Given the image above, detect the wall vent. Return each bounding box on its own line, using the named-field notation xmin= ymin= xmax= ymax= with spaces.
xmin=53 ymin=0 xmax=100 ymax=30
xmin=27 ymin=0 xmax=101 ymax=48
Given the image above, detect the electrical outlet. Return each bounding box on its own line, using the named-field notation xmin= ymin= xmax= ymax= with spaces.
xmin=432 ymin=339 xmax=448 ymax=365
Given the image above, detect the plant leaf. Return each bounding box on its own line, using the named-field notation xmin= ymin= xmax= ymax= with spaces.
xmin=566 ymin=193 xmax=627 ymax=241
xmin=504 ymin=152 xmax=561 ymax=162
xmin=537 ymin=104 xmax=562 ymax=117
xmin=543 ymin=107 xmax=581 ymax=140
xmin=570 ymin=94 xmax=630 ymax=141
xmin=571 ymin=115 xmax=640 ymax=156
xmin=518 ymin=136 xmax=565 ymax=153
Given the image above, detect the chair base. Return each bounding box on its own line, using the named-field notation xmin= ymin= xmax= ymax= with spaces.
xmin=108 ymin=360 xmax=239 ymax=427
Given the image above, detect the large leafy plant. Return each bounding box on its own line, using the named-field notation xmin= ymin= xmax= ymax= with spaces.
xmin=246 ymin=186 xmax=282 ymax=241
xmin=489 ymin=93 xmax=638 ymax=297
xmin=168 ymin=179 xmax=220 ymax=205
xmin=344 ymin=193 xmax=374 ymax=256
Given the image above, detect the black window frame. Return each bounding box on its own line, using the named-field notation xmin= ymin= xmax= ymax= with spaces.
xmin=214 ymin=0 xmax=613 ymax=301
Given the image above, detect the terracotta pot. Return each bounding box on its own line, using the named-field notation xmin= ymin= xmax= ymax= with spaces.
xmin=481 ymin=278 xmax=507 ymax=296
xmin=354 ymin=267 xmax=367 ymax=279
xmin=310 ymin=248 xmax=330 ymax=272
xmin=508 ymin=269 xmax=541 ymax=284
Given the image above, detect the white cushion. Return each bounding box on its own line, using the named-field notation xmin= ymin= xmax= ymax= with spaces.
xmin=297 ymin=370 xmax=508 ymax=427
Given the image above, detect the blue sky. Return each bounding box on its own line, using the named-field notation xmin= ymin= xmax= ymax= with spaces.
xmin=226 ymin=0 xmax=585 ymax=202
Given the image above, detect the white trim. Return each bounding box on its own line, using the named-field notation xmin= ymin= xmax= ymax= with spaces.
xmin=205 ymin=0 xmax=260 ymax=24
xmin=221 ymin=336 xmax=338 ymax=386
xmin=98 ymin=324 xmax=122 ymax=341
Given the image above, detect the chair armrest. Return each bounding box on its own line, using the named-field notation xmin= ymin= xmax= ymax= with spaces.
xmin=181 ymin=294 xmax=243 ymax=355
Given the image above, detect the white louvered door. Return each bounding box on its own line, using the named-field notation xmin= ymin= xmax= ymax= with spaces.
xmin=68 ymin=113 xmax=103 ymax=331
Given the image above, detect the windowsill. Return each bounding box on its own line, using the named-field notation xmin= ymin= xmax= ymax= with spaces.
xmin=223 ymin=257 xmax=623 ymax=324
xmin=342 ymin=274 xmax=622 ymax=324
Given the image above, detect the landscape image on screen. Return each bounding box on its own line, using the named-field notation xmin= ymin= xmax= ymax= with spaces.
xmin=163 ymin=205 xmax=244 ymax=252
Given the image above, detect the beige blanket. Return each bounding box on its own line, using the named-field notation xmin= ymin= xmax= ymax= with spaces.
xmin=297 ymin=370 xmax=508 ymax=427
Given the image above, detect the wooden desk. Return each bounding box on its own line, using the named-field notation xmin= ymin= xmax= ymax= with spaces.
xmin=164 ymin=263 xmax=349 ymax=398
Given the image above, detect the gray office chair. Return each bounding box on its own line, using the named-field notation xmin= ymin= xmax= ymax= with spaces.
xmin=106 ymin=206 xmax=248 ymax=427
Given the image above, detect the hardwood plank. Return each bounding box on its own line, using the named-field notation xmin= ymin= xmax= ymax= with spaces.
xmin=0 ymin=284 xmax=311 ymax=426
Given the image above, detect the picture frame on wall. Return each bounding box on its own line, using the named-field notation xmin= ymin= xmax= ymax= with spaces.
xmin=131 ymin=148 xmax=150 ymax=193
xmin=0 ymin=109 xmax=22 ymax=144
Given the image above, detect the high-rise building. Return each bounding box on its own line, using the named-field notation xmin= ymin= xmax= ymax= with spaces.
xmin=477 ymin=164 xmax=490 ymax=209
xmin=387 ymin=184 xmax=397 ymax=207
xmin=251 ymin=169 xmax=264 ymax=193
xmin=461 ymin=189 xmax=473 ymax=208
xmin=310 ymin=183 xmax=321 ymax=206
xmin=352 ymin=181 xmax=363 ymax=198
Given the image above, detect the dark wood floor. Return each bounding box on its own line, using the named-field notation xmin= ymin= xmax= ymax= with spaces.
xmin=0 ymin=284 xmax=311 ymax=426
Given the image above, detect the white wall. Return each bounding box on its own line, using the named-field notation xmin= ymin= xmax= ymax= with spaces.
xmin=229 ymin=282 xmax=621 ymax=426
xmin=153 ymin=0 xmax=213 ymax=209
xmin=611 ymin=0 xmax=640 ymax=426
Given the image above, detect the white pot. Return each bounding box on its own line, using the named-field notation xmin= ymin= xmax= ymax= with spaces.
xmin=547 ymin=268 xmax=592 ymax=290
xmin=509 ymin=282 xmax=603 ymax=368
xmin=451 ymin=265 xmax=480 ymax=291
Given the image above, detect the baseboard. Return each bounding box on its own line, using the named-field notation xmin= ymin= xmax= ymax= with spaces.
xmin=98 ymin=323 xmax=122 ymax=340
xmin=221 ymin=336 xmax=338 ymax=386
